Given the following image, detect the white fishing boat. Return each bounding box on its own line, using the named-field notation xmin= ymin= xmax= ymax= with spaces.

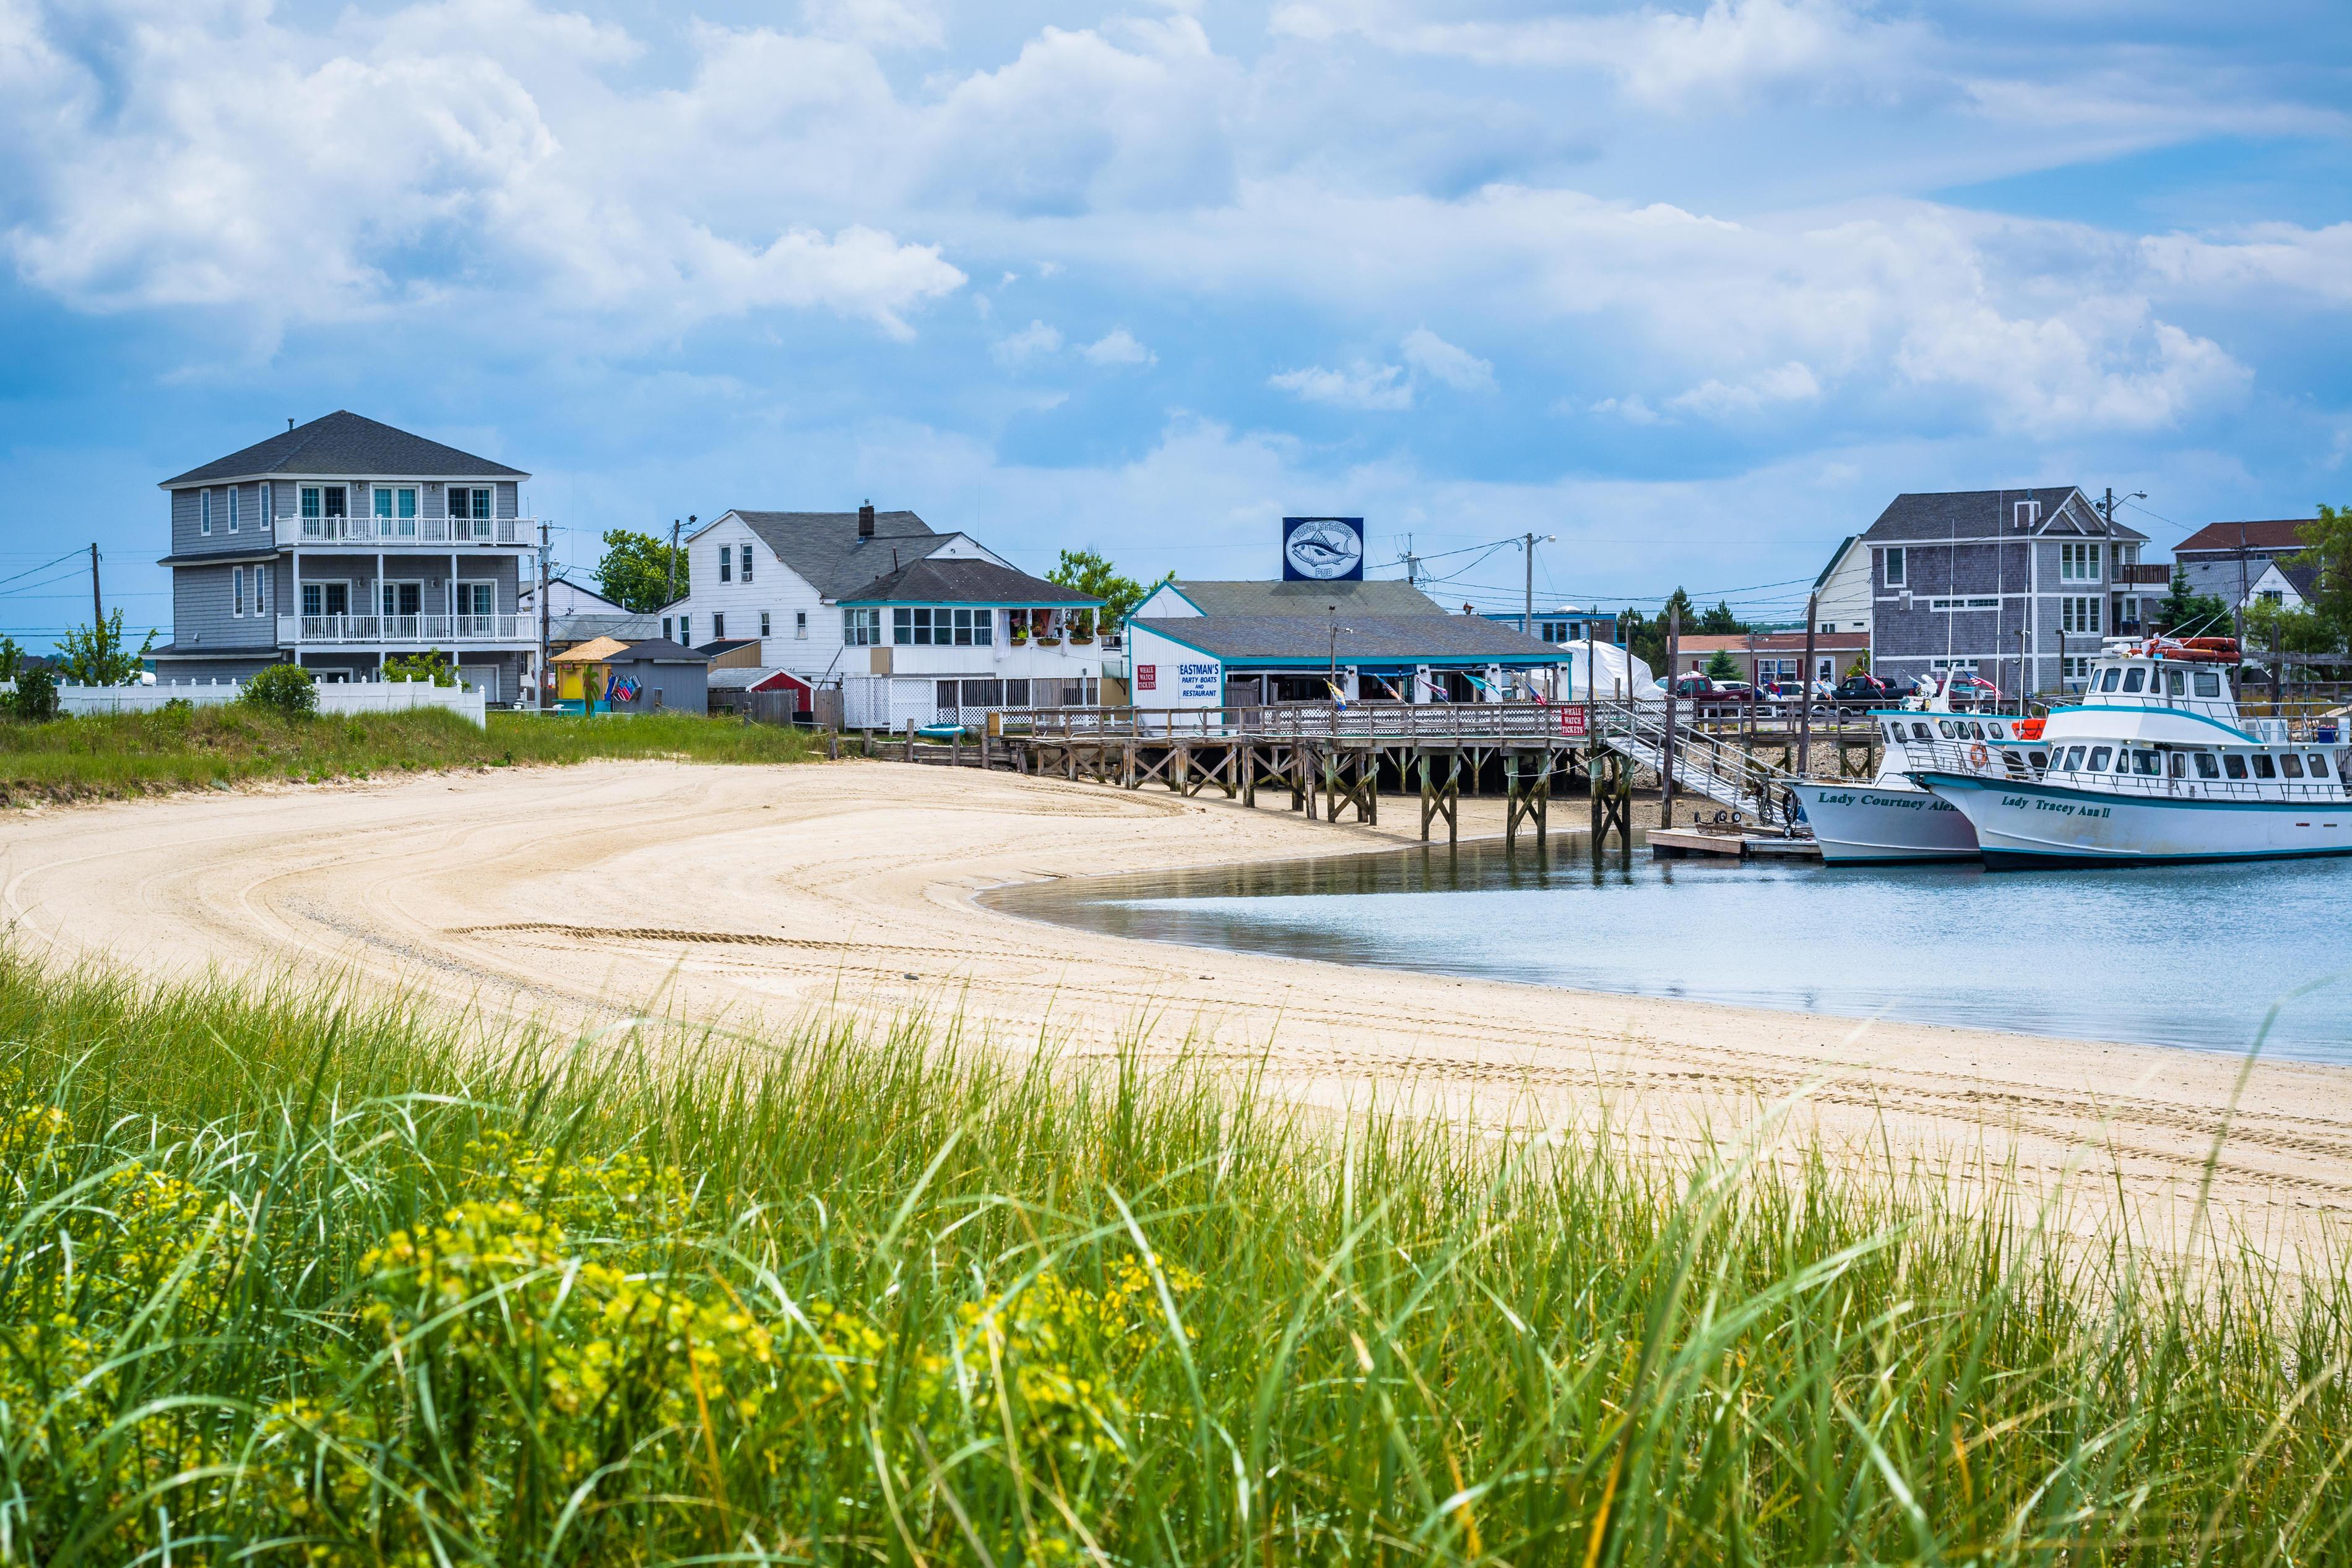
xmin=1798 ymin=689 xmax=2043 ymax=864
xmin=1907 ymin=637 xmax=2352 ymax=868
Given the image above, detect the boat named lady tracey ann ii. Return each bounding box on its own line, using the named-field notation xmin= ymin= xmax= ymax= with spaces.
xmin=1904 ymin=637 xmax=2352 ymax=868
xmin=1798 ymin=691 xmax=2043 ymax=864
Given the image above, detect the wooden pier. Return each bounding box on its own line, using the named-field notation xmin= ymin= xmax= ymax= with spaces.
xmin=854 ymin=700 xmax=1883 ymax=855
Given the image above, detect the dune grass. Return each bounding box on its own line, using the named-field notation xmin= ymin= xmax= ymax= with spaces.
xmin=1 ymin=953 xmax=2349 ymax=1564
xmin=0 ymin=707 xmax=817 ymax=805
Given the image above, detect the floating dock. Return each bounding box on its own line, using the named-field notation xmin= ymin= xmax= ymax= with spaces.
xmin=1649 ymin=827 xmax=1823 ymax=861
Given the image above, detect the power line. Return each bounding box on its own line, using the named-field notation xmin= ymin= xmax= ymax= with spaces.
xmin=0 ymin=548 xmax=88 ymax=594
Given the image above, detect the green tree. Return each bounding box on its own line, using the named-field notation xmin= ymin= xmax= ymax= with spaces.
xmin=1045 ymin=549 xmax=1164 ymax=630
xmin=596 ymin=530 xmax=686 ymax=613
xmin=54 ymin=610 xmax=155 ymax=686
xmin=1696 ymin=600 xmax=1746 ymax=635
xmin=1659 ymin=586 xmax=1696 ymax=631
xmin=384 ymin=650 xmax=457 ymax=686
xmin=2151 ymin=566 xmax=2231 ymax=638
xmin=2289 ymin=503 xmax=2352 ymax=644
xmin=7 ymin=666 xmax=57 ymax=722
xmin=2242 ymin=600 xmax=2338 ymax=687
xmin=1703 ymin=648 xmax=1740 ymax=681
xmin=0 ymin=638 xmax=22 ymax=683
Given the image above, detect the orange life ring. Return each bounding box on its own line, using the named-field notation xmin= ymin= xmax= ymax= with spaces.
xmin=1968 ymin=741 xmax=1990 ymax=768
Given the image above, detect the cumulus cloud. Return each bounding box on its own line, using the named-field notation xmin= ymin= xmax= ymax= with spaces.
xmin=1589 ymin=394 xmax=1661 ymax=424
xmin=800 ymin=0 xmax=944 ymax=50
xmin=1081 ymin=327 xmax=1156 ymax=366
xmin=1270 ymin=361 xmax=1414 ymax=410
xmin=993 ymin=319 xmax=1065 ymax=363
xmin=1399 ymin=327 xmax=1494 ymax=391
xmin=1667 ymin=360 xmax=1821 ymax=416
xmin=1271 ymin=0 xmax=1924 ymax=109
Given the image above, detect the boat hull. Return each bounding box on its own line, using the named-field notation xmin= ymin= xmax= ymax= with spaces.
xmin=1796 ymin=782 xmax=1979 ymax=864
xmin=1914 ymin=773 xmax=2352 ymax=868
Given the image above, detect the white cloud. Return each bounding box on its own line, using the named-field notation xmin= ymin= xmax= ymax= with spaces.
xmin=993 ymin=319 xmax=1064 ymax=363
xmin=1270 ymin=361 xmax=1413 ymax=410
xmin=1271 ymin=0 xmax=1922 ymax=109
xmin=1589 ymin=394 xmax=1661 ymax=424
xmin=1081 ymin=327 xmax=1156 ymax=366
xmin=1666 ymin=360 xmax=1820 ymax=416
xmin=1399 ymin=327 xmax=1493 ymax=392
xmin=2138 ymin=222 xmax=2352 ymax=308
xmin=800 ymin=0 xmax=943 ymax=50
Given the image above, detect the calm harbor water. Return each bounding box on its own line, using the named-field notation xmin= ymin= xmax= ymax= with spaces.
xmin=992 ymin=840 xmax=2352 ymax=1064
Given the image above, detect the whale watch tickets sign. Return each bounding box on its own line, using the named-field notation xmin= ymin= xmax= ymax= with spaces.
xmin=1281 ymin=517 xmax=1365 ymax=582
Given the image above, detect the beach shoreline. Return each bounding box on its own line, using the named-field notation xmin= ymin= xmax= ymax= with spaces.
xmin=5 ymin=755 xmax=2348 ymax=1249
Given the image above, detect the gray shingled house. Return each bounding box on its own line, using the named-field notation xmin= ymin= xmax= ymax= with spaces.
xmin=1860 ymin=488 xmax=2150 ymax=696
xmin=153 ymin=411 xmax=537 ymax=699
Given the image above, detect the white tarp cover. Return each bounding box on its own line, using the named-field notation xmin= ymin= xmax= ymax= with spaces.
xmin=1560 ymin=642 xmax=1654 ymax=701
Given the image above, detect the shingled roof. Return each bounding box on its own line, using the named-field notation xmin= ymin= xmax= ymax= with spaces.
xmin=2175 ymin=519 xmax=2315 ymax=555
xmin=714 ymin=510 xmax=945 ymax=599
xmin=1858 ymin=488 xmax=2144 ymax=544
xmin=1133 ymin=614 xmax=1565 ymax=665
xmin=1160 ymin=579 xmax=1452 ymax=616
xmin=838 ymin=556 xmax=1097 ymax=606
xmin=160 ymin=411 xmax=526 ymax=487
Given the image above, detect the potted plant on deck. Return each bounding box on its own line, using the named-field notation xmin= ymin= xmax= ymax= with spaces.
xmin=1033 ymin=608 xmax=1061 ymax=648
xmin=1068 ymin=609 xmax=1095 ymax=645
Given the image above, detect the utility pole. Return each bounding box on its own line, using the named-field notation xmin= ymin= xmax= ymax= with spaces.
xmin=666 ymin=519 xmax=682 ymax=603
xmin=1522 ymin=532 xmax=1536 ymax=635
xmin=88 ymin=543 xmax=102 ymax=629
xmin=1403 ymin=534 xmax=1419 ymax=588
xmin=537 ymin=521 xmax=551 ymax=710
xmin=2234 ymin=518 xmax=2250 ymax=700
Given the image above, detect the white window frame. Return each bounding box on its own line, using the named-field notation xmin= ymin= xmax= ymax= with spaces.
xmin=199 ymin=489 xmax=212 ymax=535
xmin=759 ymin=611 xmax=771 ymax=637
xmin=2060 ymin=595 xmax=2102 ymax=634
xmin=2015 ymin=500 xmax=2041 ymax=528
xmin=379 ymin=579 xmax=426 ymax=617
xmin=1883 ymin=546 xmax=1905 ymax=586
xmin=232 ymin=566 xmax=246 ymax=617
xmin=2059 ymin=541 xmax=2101 ymax=582
xmin=844 ymin=607 xmax=880 ymax=646
xmin=261 ymin=481 xmax=274 ymax=527
xmin=227 ymin=486 xmax=240 ymax=533
xmin=253 ymin=562 xmax=267 ymax=616
xmin=676 ymin=613 xmax=690 ymax=643
xmin=719 ymin=546 xmax=732 ymax=584
xmin=454 ymin=579 xmax=495 ymax=618
xmin=373 ymin=486 xmax=420 ymax=538
xmin=795 ymin=610 xmax=808 ymax=639
xmin=740 ymin=545 xmax=753 ymax=584
xmin=711 ymin=611 xmax=724 ymax=639
xmin=302 ymin=580 xmax=350 ymax=619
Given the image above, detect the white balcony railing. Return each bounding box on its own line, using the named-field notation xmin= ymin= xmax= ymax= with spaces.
xmin=273 ymin=515 xmax=535 ymax=547
xmin=280 ymin=614 xmax=530 ymax=645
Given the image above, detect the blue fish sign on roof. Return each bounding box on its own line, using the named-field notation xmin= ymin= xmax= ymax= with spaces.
xmin=1282 ymin=517 xmax=1365 ymax=581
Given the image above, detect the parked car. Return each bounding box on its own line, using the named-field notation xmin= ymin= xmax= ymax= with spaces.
xmin=1834 ymin=674 xmax=1907 ymax=705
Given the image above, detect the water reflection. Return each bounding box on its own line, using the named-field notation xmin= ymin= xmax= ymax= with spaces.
xmin=987 ymin=840 xmax=2352 ymax=1064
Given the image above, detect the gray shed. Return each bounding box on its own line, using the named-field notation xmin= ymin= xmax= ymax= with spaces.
xmin=604 ymin=637 xmax=707 ymax=715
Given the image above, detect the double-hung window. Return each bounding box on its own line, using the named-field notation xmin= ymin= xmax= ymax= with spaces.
xmin=232 ymin=567 xmax=246 ymax=617
xmin=844 ymin=608 xmax=881 ymax=646
xmin=2060 ymin=541 xmax=2099 ymax=582
xmin=740 ymin=546 xmax=753 ymax=584
xmin=759 ymin=611 xmax=771 ymax=638
xmin=199 ymin=489 xmax=212 ymax=535
xmin=1883 ymin=547 xmax=1905 ymax=587
xmin=227 ymin=486 xmax=240 ymax=533
xmin=719 ymin=546 xmax=732 ymax=584
xmin=2060 ymin=595 xmax=2101 ymax=634
xmin=253 ymin=564 xmax=267 ymax=616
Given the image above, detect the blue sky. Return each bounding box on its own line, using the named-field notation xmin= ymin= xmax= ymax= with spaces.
xmin=2 ymin=0 xmax=2348 ymax=642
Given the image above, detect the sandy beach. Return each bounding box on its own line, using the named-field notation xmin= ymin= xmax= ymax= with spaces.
xmin=5 ymin=756 xmax=2348 ymax=1249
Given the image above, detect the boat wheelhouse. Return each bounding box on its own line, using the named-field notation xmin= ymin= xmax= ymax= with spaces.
xmin=1906 ymin=637 xmax=2352 ymax=868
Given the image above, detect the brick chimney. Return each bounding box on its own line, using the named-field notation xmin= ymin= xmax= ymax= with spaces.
xmin=858 ymin=500 xmax=876 ymax=538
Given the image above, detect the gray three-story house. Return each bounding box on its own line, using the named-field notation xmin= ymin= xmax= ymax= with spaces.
xmin=153 ymin=412 xmax=537 ymax=699
xmin=1861 ymin=488 xmax=2151 ymax=696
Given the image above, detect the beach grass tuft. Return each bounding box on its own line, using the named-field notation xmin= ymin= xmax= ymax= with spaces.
xmin=0 ymin=707 xmax=816 ymax=805
xmin=0 ymin=950 xmax=2348 ymax=1562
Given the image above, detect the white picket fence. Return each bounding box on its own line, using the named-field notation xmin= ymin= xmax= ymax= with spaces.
xmin=54 ymin=679 xmax=488 ymax=728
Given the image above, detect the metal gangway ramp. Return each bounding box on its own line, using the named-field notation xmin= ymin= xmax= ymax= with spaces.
xmin=1590 ymin=699 xmax=1811 ymax=835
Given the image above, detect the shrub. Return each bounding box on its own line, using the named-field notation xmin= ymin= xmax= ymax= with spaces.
xmin=383 ymin=649 xmax=457 ymax=687
xmin=239 ymin=663 xmax=316 ymax=717
xmin=7 ymin=667 xmax=58 ymax=722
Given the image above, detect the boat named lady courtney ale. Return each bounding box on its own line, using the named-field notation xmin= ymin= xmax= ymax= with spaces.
xmin=1905 ymin=637 xmax=2352 ymax=868
xmin=1799 ymin=689 xmax=2043 ymax=864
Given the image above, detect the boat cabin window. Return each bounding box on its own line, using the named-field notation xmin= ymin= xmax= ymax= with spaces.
xmin=1936 ymin=720 xmax=1954 ymax=738
xmin=2165 ymin=669 xmax=2186 ymax=697
xmin=2028 ymin=750 xmax=2049 ymax=770
xmin=2194 ymin=671 xmax=2222 ymax=698
xmin=2089 ymin=746 xmax=2112 ymax=771
xmin=2121 ymin=668 xmax=2147 ymax=693
xmin=2194 ymin=752 xmax=2220 ymax=780
xmin=2253 ymin=754 xmax=2277 ymax=779
xmin=2168 ymin=752 xmax=2187 ymax=778
xmin=2098 ymin=667 xmax=2121 ymax=692
xmin=2281 ymin=754 xmax=2305 ymax=779
xmin=2307 ymin=754 xmax=2330 ymax=778
xmin=2223 ymin=753 xmax=2247 ymax=780
xmin=2060 ymin=746 xmax=2085 ymax=770
xmin=1991 ymin=721 xmax=2008 ymax=739
xmin=1884 ymin=722 xmax=1902 ymax=743
xmin=1911 ymin=722 xmax=1931 ymax=741
xmin=2132 ymin=749 xmax=2160 ymax=775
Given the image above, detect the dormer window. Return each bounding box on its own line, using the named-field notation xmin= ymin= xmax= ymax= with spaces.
xmin=2015 ymin=500 xmax=2041 ymax=528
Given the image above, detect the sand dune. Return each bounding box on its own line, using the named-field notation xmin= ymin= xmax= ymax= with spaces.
xmin=5 ymin=756 xmax=2348 ymax=1252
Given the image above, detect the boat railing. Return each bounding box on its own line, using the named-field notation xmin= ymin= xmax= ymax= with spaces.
xmin=1904 ymin=737 xmax=2352 ymax=804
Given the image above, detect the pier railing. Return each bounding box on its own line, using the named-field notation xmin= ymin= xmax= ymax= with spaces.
xmin=999 ymin=700 xmax=1883 ymax=746
xmin=1904 ymin=736 xmax=2351 ymax=804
